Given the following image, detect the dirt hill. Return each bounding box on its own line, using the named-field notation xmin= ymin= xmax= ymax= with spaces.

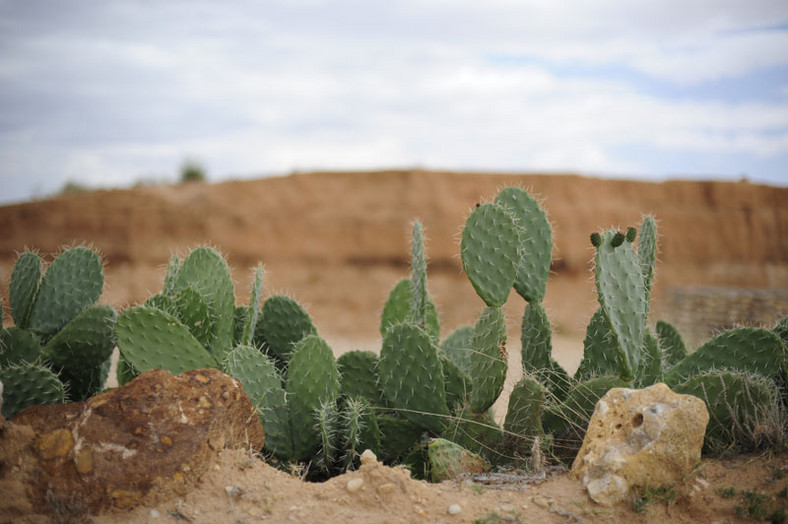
xmin=1 ymin=170 xmax=786 ymax=353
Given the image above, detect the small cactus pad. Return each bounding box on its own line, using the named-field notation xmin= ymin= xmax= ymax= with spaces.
xmin=380 ymin=279 xmax=439 ymax=342
xmin=116 ymin=305 xmax=218 ymax=374
xmin=656 ymin=320 xmax=687 ymax=369
xmin=42 ymin=304 xmax=117 ymax=368
xmin=285 ymin=335 xmax=340 ymax=461
xmin=439 ymin=325 xmax=474 ymax=377
xmin=173 ymin=247 xmax=235 ymax=360
xmin=635 ymin=331 xmax=663 ymax=388
xmin=428 ymin=438 xmax=489 ymax=482
xmin=337 ymin=350 xmax=386 ymax=406
xmin=0 ymin=327 xmax=43 ymax=367
xmin=410 ymin=221 xmax=429 ymax=330
xmin=638 ymin=215 xmax=658 ymax=307
xmin=503 ymin=376 xmax=546 ymax=453
xmin=575 ymin=308 xmax=619 ymax=381
xmin=469 ymin=306 xmax=508 ymax=414
xmin=521 ymin=302 xmax=553 ymax=371
xmin=379 ymin=322 xmax=449 ymax=433
xmin=542 ymin=375 xmax=626 ymax=442
xmin=9 ymin=251 xmax=42 ymax=329
xmin=494 ymin=187 xmax=553 ymax=303
xmin=223 ymin=345 xmax=291 ymax=458
xmin=594 ymin=230 xmax=647 ymax=382
xmin=0 ymin=362 xmax=65 ymax=419
xmin=255 ymin=295 xmax=317 ymax=362
xmin=440 ymin=355 xmax=472 ymax=413
xmin=664 ymin=327 xmax=785 ymax=387
xmin=174 ymin=286 xmax=214 ymax=349
xmin=240 ymin=265 xmax=264 ymax=347
xmin=461 ymin=203 xmax=521 ymax=307
xmin=58 ymin=355 xmax=111 ymax=401
xmin=28 ymin=246 xmax=104 ymax=339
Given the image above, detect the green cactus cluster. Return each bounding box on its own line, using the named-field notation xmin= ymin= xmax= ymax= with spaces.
xmin=3 ymin=185 xmax=785 ymax=481
xmin=0 ymin=246 xmax=117 ymax=419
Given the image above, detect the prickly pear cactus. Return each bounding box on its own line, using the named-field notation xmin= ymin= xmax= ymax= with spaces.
xmin=503 ymin=376 xmax=546 ymax=454
xmin=380 ymin=279 xmax=439 ymax=342
xmin=664 ymin=327 xmax=785 ymax=387
xmin=469 ymin=306 xmax=508 ymax=414
xmin=255 ymin=295 xmax=317 ymax=362
xmin=574 ymin=308 xmax=619 ymax=381
xmin=172 ymin=247 xmax=236 ymax=361
xmin=461 ymin=203 xmax=521 ymax=307
xmin=379 ymin=322 xmax=449 ymax=433
xmin=116 ymin=305 xmax=218 ymax=374
xmin=286 ymin=335 xmax=340 ymax=461
xmin=9 ymin=250 xmax=42 ymax=330
xmin=337 ymin=350 xmax=386 ymax=407
xmin=42 ymin=305 xmax=117 ymax=369
xmin=0 ymin=362 xmax=65 ymax=419
xmin=494 ymin=187 xmax=552 ymax=304
xmin=656 ymin=320 xmax=687 ymax=369
xmin=593 ymin=229 xmax=647 ymax=382
xmin=27 ymin=246 xmax=104 ymax=340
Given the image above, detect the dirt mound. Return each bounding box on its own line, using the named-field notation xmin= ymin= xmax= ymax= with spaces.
xmin=0 ymin=170 xmax=785 ymax=351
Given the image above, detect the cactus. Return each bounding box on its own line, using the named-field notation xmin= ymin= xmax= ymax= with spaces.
xmin=0 ymin=362 xmax=65 ymax=419
xmin=314 ymin=400 xmax=340 ymax=474
xmin=1 ymin=247 xmax=115 ymax=410
xmin=9 ymin=250 xmax=42 ymax=329
xmin=592 ymin=229 xmax=647 ymax=382
xmin=286 ymin=334 xmax=340 ymax=461
xmin=494 ymin=186 xmax=553 ymax=304
xmin=638 ymin=215 xmax=658 ymax=313
xmin=656 ymin=319 xmax=687 ymax=369
xmin=674 ymin=370 xmax=782 ymax=453
xmin=442 ymin=404 xmax=505 ymax=465
xmin=173 ymin=286 xmax=214 ymax=348
xmin=503 ymin=376 xmax=546 ymax=455
xmin=664 ymin=327 xmax=785 ymax=387
xmin=377 ymin=414 xmax=424 ymax=463
xmin=27 ymin=246 xmax=105 ymax=340
xmin=440 ymin=355 xmax=472 ymax=413
xmin=461 ymin=202 xmax=521 ymax=307
xmin=116 ymin=305 xmax=218 ymax=374
xmin=635 ymin=331 xmax=663 ymax=388
xmin=410 ymin=221 xmax=429 ymax=330
xmin=428 ymin=438 xmax=489 ymax=482
xmin=380 ymin=279 xmax=439 ymax=343
xmin=240 ymin=265 xmax=264 ymax=346
xmin=337 ymin=350 xmax=386 ymax=407
xmin=379 ymin=322 xmax=449 ymax=433
xmin=520 ymin=303 xmax=573 ymax=402
xmin=469 ymin=306 xmax=508 ymax=414
xmin=172 ymin=247 xmax=235 ymax=361
xmin=223 ymin=344 xmax=291 ymax=458
xmin=0 ymin=327 xmax=42 ymax=367
xmin=574 ymin=308 xmax=618 ymax=381
xmin=439 ymin=325 xmax=474 ymax=377
xmin=254 ymin=295 xmax=317 ymax=362
xmin=337 ymin=398 xmax=381 ymax=472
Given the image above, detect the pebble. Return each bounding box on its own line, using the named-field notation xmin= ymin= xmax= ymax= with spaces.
xmin=447 ymin=504 xmax=462 ymax=515
xmin=377 ymin=483 xmax=395 ymax=494
xmin=531 ymin=494 xmax=551 ymax=508
xmin=347 ymin=478 xmax=364 ymax=492
xmin=360 ymin=449 xmax=377 ymax=465
xmin=149 ymin=509 xmax=161 ymax=518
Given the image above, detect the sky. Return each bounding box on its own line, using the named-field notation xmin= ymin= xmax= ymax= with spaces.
xmin=1 ymin=1 xmax=787 ymax=205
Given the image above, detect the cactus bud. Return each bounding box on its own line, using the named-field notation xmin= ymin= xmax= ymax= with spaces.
xmin=590 ymin=232 xmax=601 ymax=248
xmin=611 ymin=232 xmax=625 ymax=248
xmin=626 ymin=227 xmax=637 ymax=243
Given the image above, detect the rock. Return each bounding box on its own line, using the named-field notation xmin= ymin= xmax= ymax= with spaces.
xmin=570 ymin=382 xmax=708 ymax=506
xmin=1 ymin=368 xmax=264 ymax=518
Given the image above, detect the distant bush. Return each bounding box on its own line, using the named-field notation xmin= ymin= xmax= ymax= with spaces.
xmin=57 ymin=180 xmax=91 ymax=196
xmin=180 ymin=160 xmax=206 ymax=183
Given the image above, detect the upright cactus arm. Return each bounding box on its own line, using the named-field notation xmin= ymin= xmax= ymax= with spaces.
xmin=162 ymin=255 xmax=181 ymax=298
xmin=494 ymin=187 xmax=553 ymax=304
xmin=593 ymin=229 xmax=646 ymax=382
xmin=410 ymin=221 xmax=429 ymax=331
xmin=240 ymin=265 xmax=264 ymax=347
xmin=638 ymin=215 xmax=658 ymax=313
xmin=9 ymin=251 xmax=42 ymax=329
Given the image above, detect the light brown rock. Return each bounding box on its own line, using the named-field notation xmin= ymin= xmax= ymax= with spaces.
xmin=570 ymin=382 xmax=708 ymax=506
xmin=1 ymin=368 xmax=264 ymax=518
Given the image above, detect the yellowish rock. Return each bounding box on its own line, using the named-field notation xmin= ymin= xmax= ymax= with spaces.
xmin=570 ymin=383 xmax=708 ymax=506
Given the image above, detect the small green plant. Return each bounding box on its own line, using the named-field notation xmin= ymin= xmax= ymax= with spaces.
xmin=180 ymin=159 xmax=206 ymax=183
xmin=633 ymin=485 xmax=677 ymax=513
xmin=719 ymin=486 xmax=737 ymax=498
xmin=734 ymin=489 xmax=786 ymax=522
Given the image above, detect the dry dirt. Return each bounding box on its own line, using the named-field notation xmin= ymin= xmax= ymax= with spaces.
xmin=1 ymin=170 xmax=787 ymax=523
xmin=90 ymin=448 xmax=787 ymax=524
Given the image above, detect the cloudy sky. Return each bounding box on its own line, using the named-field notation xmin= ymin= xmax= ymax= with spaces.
xmin=1 ymin=1 xmax=787 ymax=204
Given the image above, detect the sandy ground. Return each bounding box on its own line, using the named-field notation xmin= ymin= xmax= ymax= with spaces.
xmin=92 ymin=447 xmax=788 ymax=524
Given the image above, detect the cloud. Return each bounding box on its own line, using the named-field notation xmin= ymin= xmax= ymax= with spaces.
xmin=0 ymin=0 xmax=787 ymax=204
